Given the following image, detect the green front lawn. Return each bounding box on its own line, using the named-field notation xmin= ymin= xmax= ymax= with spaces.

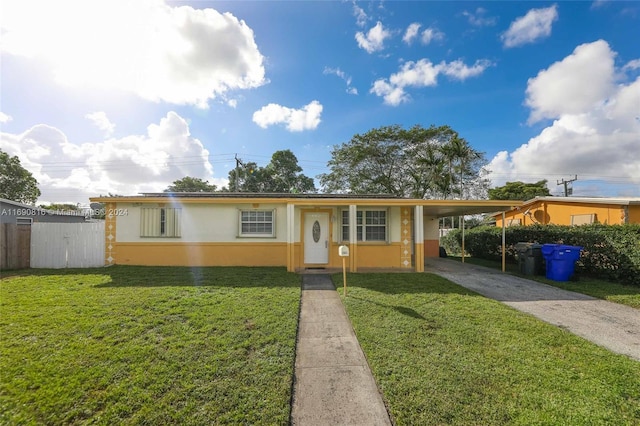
xmin=0 ymin=266 xmax=301 ymax=425
xmin=453 ymin=256 xmax=640 ymax=309
xmin=336 ymin=273 xmax=640 ymax=425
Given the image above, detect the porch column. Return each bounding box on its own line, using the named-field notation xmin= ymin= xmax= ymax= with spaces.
xmin=349 ymin=204 xmax=357 ymax=272
xmin=414 ymin=205 xmax=424 ymax=272
xmin=287 ymin=203 xmax=295 ymax=272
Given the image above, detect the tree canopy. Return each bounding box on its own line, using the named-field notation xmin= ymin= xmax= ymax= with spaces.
xmin=227 ymin=150 xmax=316 ymax=193
xmin=165 ymin=176 xmax=217 ymax=192
xmin=0 ymin=149 xmax=41 ymax=204
xmin=318 ymin=125 xmax=489 ymax=199
xmin=40 ymin=203 xmax=79 ymax=211
xmin=488 ymin=180 xmax=551 ymax=201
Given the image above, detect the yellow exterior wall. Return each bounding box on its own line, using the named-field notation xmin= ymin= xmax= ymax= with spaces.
xmin=355 ymin=243 xmax=403 ymax=268
xmin=628 ymin=206 xmax=640 ymax=224
xmin=115 ymin=242 xmax=287 ymax=266
xmin=496 ymin=201 xmax=635 ymax=226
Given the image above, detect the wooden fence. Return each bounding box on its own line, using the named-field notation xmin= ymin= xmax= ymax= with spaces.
xmin=1 ymin=223 xmax=32 ymax=270
xmin=30 ymin=222 xmax=105 ymax=268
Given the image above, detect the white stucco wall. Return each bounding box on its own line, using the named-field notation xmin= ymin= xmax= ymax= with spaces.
xmin=116 ymin=202 xmax=289 ymax=243
xmin=115 ymin=202 xmax=404 ymax=244
xmin=423 ymin=215 xmax=440 ymax=240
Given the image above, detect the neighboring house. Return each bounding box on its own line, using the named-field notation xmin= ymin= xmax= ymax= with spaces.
xmin=493 ymin=196 xmax=640 ymax=227
xmin=89 ymin=193 xmax=520 ymax=272
xmin=0 ymin=198 xmax=86 ymax=224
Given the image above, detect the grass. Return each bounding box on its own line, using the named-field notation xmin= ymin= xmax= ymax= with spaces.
xmin=335 ymin=273 xmax=640 ymax=425
xmin=451 ymin=256 xmax=640 ymax=309
xmin=0 ymin=266 xmax=301 ymax=425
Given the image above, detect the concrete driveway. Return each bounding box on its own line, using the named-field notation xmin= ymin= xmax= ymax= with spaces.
xmin=425 ymin=258 xmax=640 ymax=362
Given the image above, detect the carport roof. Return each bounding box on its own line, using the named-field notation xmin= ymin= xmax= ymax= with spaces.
xmin=89 ymin=193 xmax=522 ymax=218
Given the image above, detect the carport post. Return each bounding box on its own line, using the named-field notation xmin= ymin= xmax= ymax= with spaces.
xmin=501 ymin=211 xmax=506 ymax=272
xmin=461 ymin=214 xmax=465 ymax=263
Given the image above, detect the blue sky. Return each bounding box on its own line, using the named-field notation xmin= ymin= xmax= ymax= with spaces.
xmin=1 ymin=0 xmax=639 ymax=205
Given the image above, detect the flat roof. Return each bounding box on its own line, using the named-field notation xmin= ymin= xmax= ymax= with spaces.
xmin=90 ymin=193 xmax=521 ymax=218
xmin=489 ymin=196 xmax=640 ymax=217
xmin=524 ymin=196 xmax=640 ymax=205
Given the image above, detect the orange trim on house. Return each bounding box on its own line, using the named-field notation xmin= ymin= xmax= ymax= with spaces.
xmin=104 ymin=202 xmax=117 ymax=266
xmin=424 ymin=239 xmax=439 ymax=258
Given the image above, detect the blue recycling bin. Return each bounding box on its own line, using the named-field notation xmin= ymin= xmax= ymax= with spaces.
xmin=541 ymin=244 xmax=583 ymax=281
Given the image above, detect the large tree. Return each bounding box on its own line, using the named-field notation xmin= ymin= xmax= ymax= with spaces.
xmin=488 ymin=180 xmax=551 ymax=201
xmin=165 ymin=176 xmax=217 ymax=192
xmin=227 ymin=150 xmax=316 ymax=193
xmin=0 ymin=149 xmax=41 ymax=204
xmin=318 ymin=125 xmax=489 ymax=199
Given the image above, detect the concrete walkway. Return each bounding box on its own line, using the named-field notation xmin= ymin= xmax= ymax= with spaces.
xmin=290 ymin=274 xmax=392 ymax=426
xmin=425 ymin=258 xmax=640 ymax=361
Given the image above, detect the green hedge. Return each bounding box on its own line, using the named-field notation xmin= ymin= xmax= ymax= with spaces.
xmin=440 ymin=224 xmax=640 ymax=286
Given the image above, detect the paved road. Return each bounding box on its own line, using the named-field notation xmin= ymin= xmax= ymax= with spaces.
xmin=425 ymin=258 xmax=640 ymax=361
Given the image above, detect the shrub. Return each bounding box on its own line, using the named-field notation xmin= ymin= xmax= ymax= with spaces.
xmin=442 ymin=224 xmax=640 ymax=286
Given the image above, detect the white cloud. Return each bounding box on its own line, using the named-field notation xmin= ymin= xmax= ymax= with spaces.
xmin=591 ymin=0 xmax=611 ymax=9
xmin=371 ymin=58 xmax=493 ymax=106
xmin=353 ymin=2 xmax=368 ymax=27
xmin=421 ymin=27 xmax=445 ymax=45
xmin=525 ymin=40 xmax=615 ymax=124
xmin=442 ymin=59 xmax=493 ymax=80
xmin=355 ymin=21 xmax=391 ymax=53
xmin=403 ymin=23 xmax=421 ymax=45
xmin=323 ymin=67 xmax=358 ymax=95
xmin=0 ymin=111 xmax=217 ymax=204
xmin=0 ymin=112 xmax=12 ymax=124
xmin=501 ymin=4 xmax=558 ymax=48
xmin=85 ymin=112 xmax=115 ymax=137
xmin=487 ymin=41 xmax=640 ymax=195
xmin=0 ymin=0 xmax=265 ymax=108
xmin=462 ymin=8 xmax=497 ymax=27
xmin=252 ymin=101 xmax=323 ymax=132
xmin=623 ymin=59 xmax=640 ymax=71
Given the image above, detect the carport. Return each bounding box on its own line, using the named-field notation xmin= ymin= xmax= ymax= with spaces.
xmin=418 ymin=199 xmax=523 ymax=272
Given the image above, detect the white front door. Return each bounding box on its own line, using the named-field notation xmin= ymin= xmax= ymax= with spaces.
xmin=304 ymin=212 xmax=329 ymax=264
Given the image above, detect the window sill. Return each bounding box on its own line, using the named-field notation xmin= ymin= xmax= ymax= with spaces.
xmin=340 ymin=241 xmax=390 ymax=245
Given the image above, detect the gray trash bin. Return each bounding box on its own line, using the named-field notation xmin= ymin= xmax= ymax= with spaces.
xmin=515 ymin=242 xmax=544 ymax=276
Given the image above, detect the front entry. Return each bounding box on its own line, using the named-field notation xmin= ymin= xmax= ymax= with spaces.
xmin=304 ymin=212 xmax=329 ymax=265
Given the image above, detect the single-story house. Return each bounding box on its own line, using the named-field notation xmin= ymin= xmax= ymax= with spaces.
xmin=492 ymin=196 xmax=640 ymax=227
xmin=0 ymin=198 xmax=86 ymax=224
xmin=89 ymin=193 xmax=521 ymax=272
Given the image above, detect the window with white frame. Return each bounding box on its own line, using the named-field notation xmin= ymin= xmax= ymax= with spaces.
xmin=571 ymin=213 xmax=596 ymax=225
xmin=506 ymin=218 xmax=521 ymax=227
xmin=239 ymin=210 xmax=275 ymax=237
xmin=140 ymin=208 xmax=181 ymax=237
xmin=341 ymin=209 xmax=388 ymax=242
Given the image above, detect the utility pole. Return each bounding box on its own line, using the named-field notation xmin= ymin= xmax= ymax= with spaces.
xmin=234 ymin=154 xmax=245 ymax=192
xmin=557 ymin=175 xmax=578 ymax=196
